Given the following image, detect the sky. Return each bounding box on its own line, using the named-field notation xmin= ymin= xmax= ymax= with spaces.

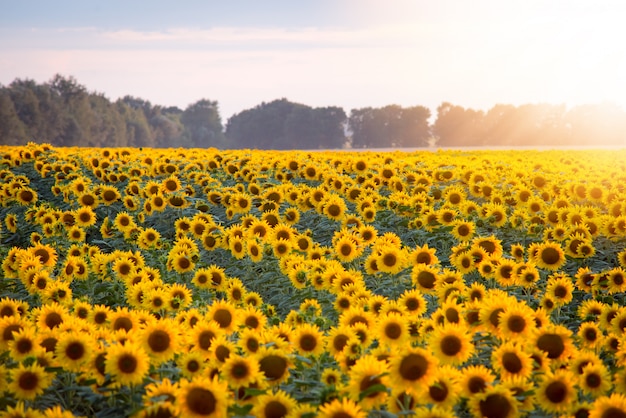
xmin=1 ymin=0 xmax=625 ymax=121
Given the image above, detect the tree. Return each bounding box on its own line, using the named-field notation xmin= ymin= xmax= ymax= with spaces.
xmin=349 ymin=105 xmax=430 ymax=148
xmin=226 ymin=99 xmax=346 ymax=149
xmin=181 ymin=99 xmax=226 ymax=148
xmin=432 ymin=102 xmax=485 ymax=147
xmin=0 ymin=90 xmax=28 ymax=145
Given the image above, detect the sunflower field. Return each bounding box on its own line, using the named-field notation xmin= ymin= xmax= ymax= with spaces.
xmin=2 ymin=143 xmax=626 ymax=418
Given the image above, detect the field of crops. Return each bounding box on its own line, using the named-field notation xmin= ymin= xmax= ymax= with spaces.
xmin=1 ymin=143 xmax=626 ymax=418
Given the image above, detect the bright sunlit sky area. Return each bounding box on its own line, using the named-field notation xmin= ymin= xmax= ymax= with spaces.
xmin=1 ymin=0 xmax=624 ymax=120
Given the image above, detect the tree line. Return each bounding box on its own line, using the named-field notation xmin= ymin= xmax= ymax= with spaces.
xmin=1 ymin=75 xmax=624 ymax=149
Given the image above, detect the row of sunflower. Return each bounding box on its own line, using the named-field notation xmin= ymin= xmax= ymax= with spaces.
xmin=1 ymin=143 xmax=626 ymax=417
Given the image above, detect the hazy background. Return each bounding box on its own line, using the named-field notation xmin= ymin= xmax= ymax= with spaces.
xmin=2 ymin=0 xmax=624 ymax=121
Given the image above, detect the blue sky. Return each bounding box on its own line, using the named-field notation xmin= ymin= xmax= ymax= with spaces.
xmin=1 ymin=1 xmax=624 ymax=121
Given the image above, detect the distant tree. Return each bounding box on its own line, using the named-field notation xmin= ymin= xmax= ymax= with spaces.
xmin=116 ymin=101 xmax=154 ymax=148
xmin=89 ymin=94 xmax=127 ymax=147
xmin=0 ymin=89 xmax=28 ymax=145
xmin=432 ymin=102 xmax=485 ymax=147
xmin=349 ymin=107 xmax=385 ymax=148
xmin=181 ymin=99 xmax=226 ymax=148
xmin=226 ymin=99 xmax=346 ymax=149
xmin=566 ymin=103 xmax=626 ymax=146
xmin=349 ymin=105 xmax=430 ymax=148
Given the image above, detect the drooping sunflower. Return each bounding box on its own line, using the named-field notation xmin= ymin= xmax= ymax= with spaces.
xmin=428 ymin=322 xmax=475 ymax=366
xmin=105 ymin=341 xmax=150 ymax=387
xmin=177 ymin=376 xmax=230 ymax=418
xmin=7 ymin=362 xmax=54 ymax=400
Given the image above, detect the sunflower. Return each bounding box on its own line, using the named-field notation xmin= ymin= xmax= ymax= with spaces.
xmin=398 ymin=288 xmax=427 ymax=317
xmin=339 ymin=306 xmax=376 ymax=330
xmin=251 ymin=389 xmax=298 ymax=418
xmin=388 ymin=346 xmax=439 ymax=395
xmin=139 ymin=319 xmax=179 ymax=364
xmin=8 ymin=326 xmax=39 ymax=362
xmin=15 ymin=187 xmax=38 ymax=205
xmin=411 ymin=264 xmax=440 ymax=293
xmin=255 ymin=346 xmax=292 ymax=386
xmin=221 ymin=354 xmax=261 ymax=388
xmin=545 ymin=273 xmax=574 ymax=306
xmin=497 ymin=303 xmax=536 ymax=341
xmin=109 ymin=307 xmax=139 ymax=333
xmin=467 ymin=385 xmax=519 ymax=418
xmin=448 ymin=219 xmax=475 ymax=241
xmin=138 ymin=228 xmax=161 ymax=250
xmin=35 ymin=302 xmax=67 ymax=331
xmin=246 ymin=239 xmax=264 ymax=262
xmin=459 ymin=364 xmax=495 ymax=398
xmin=514 ymin=262 xmax=541 ymax=288
xmin=326 ymin=325 xmax=358 ymax=358
xmin=318 ymin=397 xmax=367 ymax=418
xmin=530 ymin=324 xmax=575 ymax=364
xmin=177 ymin=350 xmax=207 ymax=379
xmin=169 ymin=251 xmax=196 ymax=274
xmin=292 ymin=323 xmax=325 ymax=357
xmin=375 ymin=312 xmax=409 ymax=347
xmin=531 ymin=241 xmax=566 ymax=271
xmin=577 ymin=321 xmax=604 ymax=350
xmin=7 ymin=362 xmax=54 ymax=400
xmin=428 ymin=322 xmax=474 ymax=366
xmin=177 ymin=376 xmax=230 ymax=418
xmin=491 ymin=341 xmax=533 ymax=381
xmin=606 ymin=267 xmax=626 ymax=294
xmin=105 ymin=341 xmax=150 ymax=387
xmin=472 ymin=235 xmax=504 ymax=258
xmin=535 ymin=369 xmax=577 ymax=414
xmin=374 ymin=245 xmax=408 ymax=274
xmin=344 ymin=354 xmax=390 ymax=409
xmin=54 ymin=331 xmax=94 ymax=373
xmin=29 ymin=243 xmax=58 ymax=268
xmin=206 ymin=300 xmax=239 ymax=333
xmin=334 ymin=236 xmax=363 ymax=263
xmin=578 ymin=362 xmax=611 ymax=397
xmin=419 ymin=365 xmax=462 ymax=410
